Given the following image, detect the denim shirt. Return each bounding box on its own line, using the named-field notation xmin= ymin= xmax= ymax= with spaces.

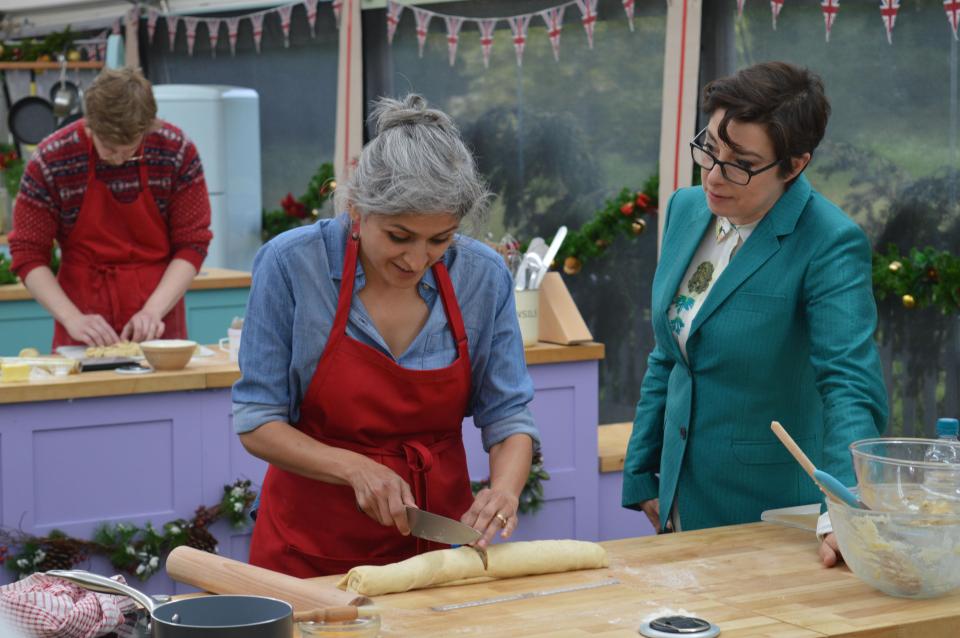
xmin=232 ymin=217 xmax=539 ymax=452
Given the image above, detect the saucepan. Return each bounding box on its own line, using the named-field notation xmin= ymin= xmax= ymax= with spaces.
xmin=48 ymin=569 xmax=296 ymax=638
xmin=51 ymin=55 xmax=81 ymax=117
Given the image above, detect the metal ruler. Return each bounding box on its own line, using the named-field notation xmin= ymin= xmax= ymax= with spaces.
xmin=430 ymin=578 xmax=621 ymax=612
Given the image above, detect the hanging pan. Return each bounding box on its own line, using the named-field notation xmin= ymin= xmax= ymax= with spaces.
xmin=8 ymin=72 xmax=56 ymax=145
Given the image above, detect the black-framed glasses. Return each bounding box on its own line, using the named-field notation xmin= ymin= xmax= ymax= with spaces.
xmin=689 ymin=127 xmax=779 ymax=186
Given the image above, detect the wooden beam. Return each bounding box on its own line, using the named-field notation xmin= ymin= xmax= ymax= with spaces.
xmin=656 ymin=0 xmax=703 ymax=253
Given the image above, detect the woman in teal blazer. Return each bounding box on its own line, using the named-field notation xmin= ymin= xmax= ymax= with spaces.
xmin=622 ymin=62 xmax=887 ymax=565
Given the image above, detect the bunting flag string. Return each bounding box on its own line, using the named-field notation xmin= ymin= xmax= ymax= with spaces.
xmin=250 ymin=12 xmax=265 ymax=53
xmin=413 ymin=7 xmax=432 ymax=58
xmin=575 ymin=0 xmax=599 ymax=49
xmin=112 ymin=0 xmax=957 ymax=63
xmin=444 ymin=16 xmax=464 ymax=66
xmin=622 ymin=0 xmax=636 ymax=32
xmin=167 ymin=15 xmax=180 ymax=52
xmin=478 ymin=19 xmax=497 ymax=69
xmin=540 ymin=6 xmax=566 ymax=62
xmin=507 ymin=14 xmax=532 ymax=67
xmin=183 ymin=17 xmax=199 ymax=55
xmin=945 ymin=0 xmax=960 ymax=40
xmin=304 ymin=0 xmax=320 ymax=35
xmin=147 ymin=9 xmax=159 ymax=44
xmin=880 ymin=0 xmax=900 ymax=44
xmin=386 ymin=1 xmax=404 ymax=44
xmin=206 ymin=19 xmax=221 ymax=56
xmin=332 ymin=0 xmax=344 ymax=29
xmin=771 ymin=0 xmax=785 ymax=30
xmin=821 ymin=0 xmax=839 ymax=42
xmin=278 ymin=4 xmax=295 ymax=47
xmin=226 ymin=17 xmax=241 ymax=56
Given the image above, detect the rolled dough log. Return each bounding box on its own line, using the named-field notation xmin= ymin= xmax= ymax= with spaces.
xmin=337 ymin=540 xmax=608 ymax=596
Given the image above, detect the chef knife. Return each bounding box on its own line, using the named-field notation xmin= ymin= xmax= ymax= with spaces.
xmin=405 ymin=506 xmax=481 ymax=545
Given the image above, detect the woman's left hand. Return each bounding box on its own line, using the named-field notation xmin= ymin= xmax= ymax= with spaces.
xmin=819 ymin=532 xmax=842 ymax=567
xmin=121 ymin=309 xmax=166 ymax=342
xmin=461 ymin=487 xmax=520 ymax=549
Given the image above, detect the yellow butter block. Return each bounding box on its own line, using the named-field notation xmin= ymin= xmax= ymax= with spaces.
xmin=1 ymin=362 xmax=31 ymax=383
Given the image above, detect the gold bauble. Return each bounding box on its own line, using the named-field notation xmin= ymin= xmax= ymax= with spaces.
xmin=888 ymin=261 xmax=903 ymax=273
xmin=328 ymin=180 xmax=337 ymax=191
xmin=902 ymin=294 xmax=916 ymax=309
xmin=595 ymin=239 xmax=608 ymax=249
xmin=67 ymin=49 xmax=82 ymax=62
xmin=632 ymin=219 xmax=647 ymax=235
xmin=563 ymin=256 xmax=582 ymax=275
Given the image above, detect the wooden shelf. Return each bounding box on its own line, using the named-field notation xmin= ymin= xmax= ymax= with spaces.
xmin=0 ymin=61 xmax=103 ymax=71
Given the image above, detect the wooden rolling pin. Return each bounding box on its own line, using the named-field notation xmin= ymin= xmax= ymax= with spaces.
xmin=165 ymin=546 xmax=372 ymax=611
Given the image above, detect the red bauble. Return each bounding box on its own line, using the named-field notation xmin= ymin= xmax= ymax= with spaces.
xmin=619 ymin=201 xmax=635 ymax=216
xmin=635 ymin=192 xmax=652 ymax=209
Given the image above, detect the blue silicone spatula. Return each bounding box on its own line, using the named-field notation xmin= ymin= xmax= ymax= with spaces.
xmin=771 ymin=421 xmax=869 ymax=510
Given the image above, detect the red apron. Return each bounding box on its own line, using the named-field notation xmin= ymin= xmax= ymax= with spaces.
xmin=52 ymin=128 xmax=186 ymax=349
xmin=249 ymin=222 xmax=475 ymax=577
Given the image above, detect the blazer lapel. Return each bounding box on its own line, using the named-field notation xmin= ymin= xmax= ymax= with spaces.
xmin=688 ymin=174 xmax=812 ymax=338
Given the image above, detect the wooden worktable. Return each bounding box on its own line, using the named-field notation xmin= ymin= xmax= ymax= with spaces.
xmin=0 ymin=341 xmax=604 ymax=404
xmin=0 ymin=267 xmax=252 ymax=302
xmin=307 ymin=523 xmax=960 ymax=637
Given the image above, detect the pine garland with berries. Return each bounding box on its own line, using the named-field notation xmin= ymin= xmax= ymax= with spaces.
xmin=262 ymin=163 xmax=336 ymax=242
xmin=0 ymin=480 xmax=256 ymax=581
xmin=471 ymin=451 xmax=551 ymax=515
xmin=873 ymin=245 xmax=960 ymax=314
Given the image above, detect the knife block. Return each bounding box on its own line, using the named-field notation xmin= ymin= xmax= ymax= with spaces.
xmin=537 ymin=272 xmax=592 ymax=345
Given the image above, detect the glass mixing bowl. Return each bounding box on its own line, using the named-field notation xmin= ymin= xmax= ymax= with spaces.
xmin=850 ymin=438 xmax=960 ymax=513
xmin=827 ymin=491 xmax=960 ymax=598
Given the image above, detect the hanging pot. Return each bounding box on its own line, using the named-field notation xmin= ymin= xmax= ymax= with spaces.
xmin=50 ymin=79 xmax=81 ymax=117
xmin=8 ymin=96 xmax=57 ymax=145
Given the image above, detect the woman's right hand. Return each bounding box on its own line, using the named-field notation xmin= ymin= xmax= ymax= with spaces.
xmin=348 ymin=457 xmax=417 ymax=535
xmin=640 ymin=498 xmax=662 ymax=532
xmin=63 ymin=313 xmax=120 ymax=346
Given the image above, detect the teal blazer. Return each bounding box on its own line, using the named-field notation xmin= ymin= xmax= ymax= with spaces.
xmin=622 ymin=174 xmax=888 ymax=531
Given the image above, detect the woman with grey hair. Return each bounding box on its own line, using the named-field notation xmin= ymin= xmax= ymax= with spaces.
xmin=233 ymin=95 xmax=539 ymax=577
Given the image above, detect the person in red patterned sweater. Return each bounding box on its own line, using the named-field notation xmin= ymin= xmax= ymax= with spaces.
xmin=9 ymin=67 xmax=212 ymax=350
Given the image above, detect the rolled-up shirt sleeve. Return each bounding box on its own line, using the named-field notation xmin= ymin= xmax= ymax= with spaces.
xmin=232 ymin=241 xmax=295 ymax=433
xmin=469 ymin=260 xmax=540 ymax=452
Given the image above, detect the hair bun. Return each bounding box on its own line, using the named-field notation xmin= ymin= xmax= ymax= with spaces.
xmin=370 ymin=94 xmax=457 ymax=136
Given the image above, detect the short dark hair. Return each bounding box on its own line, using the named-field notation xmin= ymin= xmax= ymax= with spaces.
xmin=701 ymin=61 xmax=830 ymax=178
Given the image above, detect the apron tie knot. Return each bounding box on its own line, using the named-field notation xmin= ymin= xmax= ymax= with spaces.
xmin=401 ymin=441 xmax=434 ymax=473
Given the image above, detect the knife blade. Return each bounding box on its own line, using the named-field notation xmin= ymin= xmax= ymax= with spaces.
xmin=405 ymin=506 xmax=481 ymax=546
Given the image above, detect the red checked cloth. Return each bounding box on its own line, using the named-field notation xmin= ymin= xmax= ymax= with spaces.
xmin=0 ymin=573 xmax=138 ymax=637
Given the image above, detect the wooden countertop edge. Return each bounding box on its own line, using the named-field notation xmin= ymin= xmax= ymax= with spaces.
xmin=0 ymin=268 xmax=252 ymax=301
xmin=0 ymin=342 xmax=603 ymax=404
xmin=598 ymin=422 xmax=632 ymax=473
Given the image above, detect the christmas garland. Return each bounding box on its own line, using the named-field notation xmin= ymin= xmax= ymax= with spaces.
xmin=471 ymin=451 xmax=551 ymax=515
xmin=0 ymin=28 xmax=86 ymax=62
xmin=262 ymin=163 xmax=336 ymax=242
xmin=873 ymin=245 xmax=960 ymax=314
xmin=0 ymin=480 xmax=256 ymax=581
xmin=553 ymin=174 xmax=659 ymax=275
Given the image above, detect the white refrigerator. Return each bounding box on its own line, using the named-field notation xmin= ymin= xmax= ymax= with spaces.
xmin=153 ymin=85 xmax=262 ymax=271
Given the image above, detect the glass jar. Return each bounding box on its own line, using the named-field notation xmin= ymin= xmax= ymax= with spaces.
xmin=298 ymin=615 xmax=380 ymax=638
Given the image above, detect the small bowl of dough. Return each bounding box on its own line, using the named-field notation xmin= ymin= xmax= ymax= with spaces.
xmin=298 ymin=615 xmax=380 ymax=637
xmin=139 ymin=339 xmax=197 ymax=371
xmin=827 ymin=490 xmax=960 ymax=598
xmin=851 ymin=438 xmax=960 ymax=513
